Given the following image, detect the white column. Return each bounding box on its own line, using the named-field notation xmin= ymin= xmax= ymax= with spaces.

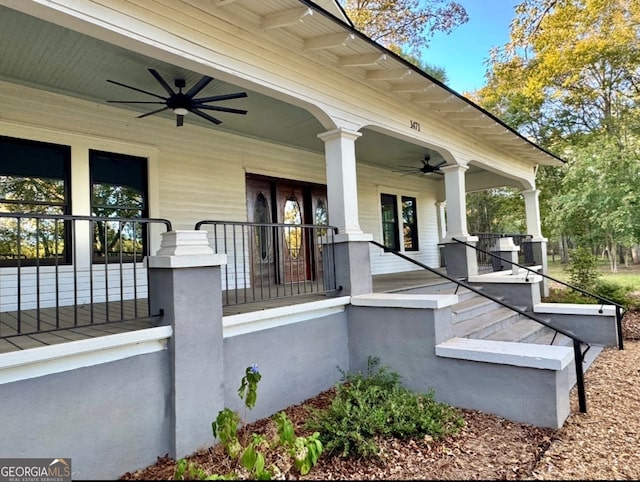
xmin=440 ymin=164 xmax=476 ymax=242
xmin=318 ymin=128 xmax=369 ymax=241
xmin=522 ymin=189 xmax=546 ymax=241
xmin=436 ymin=201 xmax=447 ymax=242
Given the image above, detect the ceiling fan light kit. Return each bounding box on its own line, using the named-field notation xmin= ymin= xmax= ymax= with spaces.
xmin=106 ymin=68 xmax=248 ymax=127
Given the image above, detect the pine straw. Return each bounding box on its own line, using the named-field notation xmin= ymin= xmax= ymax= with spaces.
xmin=121 ymin=311 xmax=640 ymax=480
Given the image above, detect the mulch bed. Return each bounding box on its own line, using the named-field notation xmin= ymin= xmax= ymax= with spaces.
xmin=120 ymin=310 xmax=640 ymax=480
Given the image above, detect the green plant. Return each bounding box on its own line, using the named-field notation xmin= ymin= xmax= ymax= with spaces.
xmin=273 ymin=411 xmax=323 ymax=475
xmin=565 ymin=247 xmax=600 ymax=292
xmin=211 ymin=408 xmax=242 ymax=458
xmin=207 ymin=363 xmax=324 ymax=479
xmin=305 ymin=356 xmax=464 ymax=459
xmin=173 ymin=458 xmax=230 ymax=480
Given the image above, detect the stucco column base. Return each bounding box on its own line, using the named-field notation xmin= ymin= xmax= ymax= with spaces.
xmin=147 ymin=230 xmax=226 ymax=459
xmin=443 ymin=241 xmax=479 ymax=279
xmin=332 ymin=239 xmax=373 ymax=296
xmin=491 ymin=237 xmax=520 ymax=274
xmin=529 ymin=240 xmax=549 ymax=297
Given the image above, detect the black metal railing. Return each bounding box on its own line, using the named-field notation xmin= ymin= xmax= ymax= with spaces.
xmin=470 ymin=233 xmax=534 ymax=272
xmin=453 ymin=237 xmax=627 ymax=351
xmin=195 ymin=220 xmax=339 ymax=306
xmin=0 ymin=212 xmax=172 ymax=346
xmin=370 ymin=239 xmax=591 ymax=413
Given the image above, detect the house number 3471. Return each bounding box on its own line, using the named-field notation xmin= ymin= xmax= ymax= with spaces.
xmin=410 ymin=120 xmax=421 ymax=131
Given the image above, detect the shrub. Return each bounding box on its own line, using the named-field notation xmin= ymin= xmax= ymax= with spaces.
xmin=565 ymin=247 xmax=599 ymax=292
xmin=305 ymin=356 xmax=465 ymax=459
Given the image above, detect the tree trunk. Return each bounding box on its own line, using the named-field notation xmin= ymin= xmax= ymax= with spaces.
xmin=608 ymin=237 xmax=618 ymax=273
xmin=560 ymin=234 xmax=570 ymax=263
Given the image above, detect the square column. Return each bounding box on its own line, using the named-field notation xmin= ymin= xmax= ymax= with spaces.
xmin=147 ymin=230 xmax=227 ymax=459
xmin=440 ymin=164 xmax=478 ymax=278
xmin=318 ymin=127 xmax=373 ymax=295
xmin=522 ymin=189 xmax=549 ymax=296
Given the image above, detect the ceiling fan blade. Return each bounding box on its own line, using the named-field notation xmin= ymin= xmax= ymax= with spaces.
xmin=190 ymin=108 xmax=222 ymax=125
xmin=396 ymin=164 xmax=421 ymax=169
xmin=137 ymin=106 xmax=170 ymax=118
xmin=434 ymin=160 xmax=447 ymax=168
xmin=185 ymin=76 xmax=213 ymax=98
xmin=107 ymin=79 xmax=167 ymax=100
xmin=107 ymin=100 xmax=166 ymax=104
xmin=148 ymin=68 xmax=176 ymax=96
xmin=193 ymin=92 xmax=248 ymax=103
xmin=197 ymin=105 xmax=248 ymax=115
xmin=176 ymin=114 xmax=184 ymax=127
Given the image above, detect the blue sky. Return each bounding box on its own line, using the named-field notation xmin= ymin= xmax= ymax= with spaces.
xmin=421 ymin=0 xmax=519 ymax=94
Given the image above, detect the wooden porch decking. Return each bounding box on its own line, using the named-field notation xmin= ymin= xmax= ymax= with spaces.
xmin=0 ymin=270 xmax=450 ymax=354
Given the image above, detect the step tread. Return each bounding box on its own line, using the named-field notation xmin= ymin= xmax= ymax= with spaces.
xmin=451 ymin=294 xmax=501 ymax=315
xmin=482 ymin=318 xmax=546 ymax=343
xmin=453 ymin=306 xmax=521 ymax=338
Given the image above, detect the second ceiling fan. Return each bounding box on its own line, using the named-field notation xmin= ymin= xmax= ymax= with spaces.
xmin=393 ymin=154 xmax=446 ymax=177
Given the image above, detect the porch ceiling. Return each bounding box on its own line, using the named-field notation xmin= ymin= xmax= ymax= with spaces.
xmin=0 ymin=1 xmax=559 ymax=182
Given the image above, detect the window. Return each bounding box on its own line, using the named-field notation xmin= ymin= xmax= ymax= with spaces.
xmin=380 ymin=193 xmax=399 ymax=250
xmin=254 ymin=191 xmax=270 ymax=260
xmin=283 ymin=196 xmax=302 ymax=258
xmin=402 ymin=196 xmax=418 ymax=251
xmin=90 ymin=150 xmax=148 ymax=262
xmin=0 ymin=136 xmax=71 ymax=265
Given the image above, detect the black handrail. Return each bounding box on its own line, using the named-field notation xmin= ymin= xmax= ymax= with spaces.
xmin=370 ymin=239 xmax=590 ymax=413
xmin=452 ymin=237 xmax=627 ymax=350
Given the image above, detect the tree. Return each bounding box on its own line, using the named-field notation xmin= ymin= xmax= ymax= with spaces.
xmin=474 ymin=0 xmax=640 ymax=270
xmin=339 ymin=0 xmax=468 ymax=54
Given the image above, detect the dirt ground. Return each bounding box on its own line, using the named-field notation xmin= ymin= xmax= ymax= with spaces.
xmin=120 ymin=311 xmax=640 ymax=480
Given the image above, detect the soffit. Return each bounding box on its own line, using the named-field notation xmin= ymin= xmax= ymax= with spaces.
xmin=0 ymin=0 xmax=561 ymax=180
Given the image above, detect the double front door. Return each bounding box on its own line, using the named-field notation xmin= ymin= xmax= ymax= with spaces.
xmin=245 ymin=174 xmax=327 ymax=289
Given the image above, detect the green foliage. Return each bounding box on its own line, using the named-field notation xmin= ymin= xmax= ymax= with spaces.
xmin=211 ymin=408 xmax=242 ymax=458
xmin=238 ymin=364 xmax=262 ymax=409
xmin=592 ymin=279 xmax=633 ymax=307
xmin=173 ymin=458 xmax=230 ymax=480
xmin=240 ymin=435 xmax=271 ymax=480
xmin=274 ymin=412 xmax=323 ymax=475
xmin=305 ymin=356 xmax=464 ymax=459
xmin=565 ymin=247 xmax=600 ymax=292
xmin=205 ymin=364 xmax=323 ymax=479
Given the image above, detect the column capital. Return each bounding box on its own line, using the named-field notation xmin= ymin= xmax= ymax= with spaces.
xmin=147 ymin=230 xmax=227 ymax=269
xmin=440 ymin=163 xmax=469 ymax=173
xmin=317 ymin=127 xmax=362 ymax=143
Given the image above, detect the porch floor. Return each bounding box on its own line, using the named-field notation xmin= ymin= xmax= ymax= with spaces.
xmin=0 ymin=269 xmax=449 ymax=354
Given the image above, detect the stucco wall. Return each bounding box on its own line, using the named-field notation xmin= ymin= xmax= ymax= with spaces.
xmin=0 ymin=351 xmax=171 ymax=480
xmin=223 ymin=311 xmax=349 ymax=423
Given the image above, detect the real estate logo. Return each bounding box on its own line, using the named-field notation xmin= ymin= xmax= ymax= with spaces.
xmin=0 ymin=458 xmax=71 ymax=482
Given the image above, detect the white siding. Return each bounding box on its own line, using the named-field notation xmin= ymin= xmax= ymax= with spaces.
xmin=357 ymin=163 xmax=441 ymax=275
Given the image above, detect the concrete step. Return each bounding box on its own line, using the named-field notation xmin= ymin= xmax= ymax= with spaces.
xmin=393 ymin=279 xmax=476 ymax=300
xmin=482 ymin=318 xmax=547 ymax=343
xmin=451 ymin=293 xmax=505 ymax=322
xmin=453 ymin=305 xmax=522 ymax=339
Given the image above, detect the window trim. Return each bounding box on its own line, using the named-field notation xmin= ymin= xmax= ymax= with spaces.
xmin=401 ymin=195 xmax=419 ymax=251
xmin=0 ymin=135 xmax=72 ymax=266
xmin=89 ymin=149 xmax=149 ymax=263
xmin=380 ymin=193 xmax=400 ymax=251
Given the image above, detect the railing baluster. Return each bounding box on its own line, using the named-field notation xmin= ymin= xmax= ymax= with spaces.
xmin=0 ymin=213 xmax=172 ymax=346
xmin=194 ymin=220 xmax=340 ymax=306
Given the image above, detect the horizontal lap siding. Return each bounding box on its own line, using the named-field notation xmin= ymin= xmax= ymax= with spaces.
xmin=357 ymin=163 xmax=440 ymax=274
xmin=0 ymin=264 xmax=147 ymax=312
